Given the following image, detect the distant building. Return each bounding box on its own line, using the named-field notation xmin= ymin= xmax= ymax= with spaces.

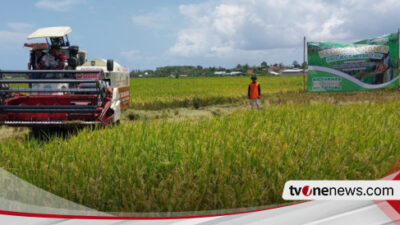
xmin=130 ymin=73 xmax=143 ymax=78
xmin=229 ymin=71 xmax=243 ymax=76
xmin=247 ymin=69 xmax=254 ymax=75
xmin=269 ymin=71 xmax=280 ymax=76
xmin=280 ymin=69 xmax=305 ymax=75
xmin=270 ymin=66 xmax=280 ymax=72
xmin=214 ymin=71 xmax=226 ymax=75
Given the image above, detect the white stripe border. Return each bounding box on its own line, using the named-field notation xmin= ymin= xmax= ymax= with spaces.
xmin=308 ymin=66 xmax=399 ymax=89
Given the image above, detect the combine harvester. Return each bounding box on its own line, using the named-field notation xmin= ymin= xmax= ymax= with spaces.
xmin=0 ymin=27 xmax=130 ymax=129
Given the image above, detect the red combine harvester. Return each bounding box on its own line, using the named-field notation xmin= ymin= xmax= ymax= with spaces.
xmin=0 ymin=27 xmax=130 ymax=128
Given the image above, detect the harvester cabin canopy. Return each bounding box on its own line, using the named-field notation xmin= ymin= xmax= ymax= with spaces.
xmin=27 ymin=26 xmax=72 ymax=47
xmin=27 ymin=26 xmax=72 ymax=39
xmin=25 ymin=26 xmax=88 ymax=69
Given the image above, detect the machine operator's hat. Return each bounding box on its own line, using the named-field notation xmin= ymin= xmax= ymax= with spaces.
xmin=251 ymin=75 xmax=257 ymax=80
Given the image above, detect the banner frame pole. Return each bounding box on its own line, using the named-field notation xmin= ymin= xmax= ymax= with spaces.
xmin=303 ymin=36 xmax=306 ymax=91
xmin=397 ymin=28 xmax=400 ymax=76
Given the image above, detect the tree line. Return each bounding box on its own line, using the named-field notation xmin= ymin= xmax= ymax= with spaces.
xmin=130 ymin=61 xmax=307 ymax=77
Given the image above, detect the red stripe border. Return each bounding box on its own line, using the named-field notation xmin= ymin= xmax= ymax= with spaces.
xmin=0 ymin=201 xmax=308 ymax=220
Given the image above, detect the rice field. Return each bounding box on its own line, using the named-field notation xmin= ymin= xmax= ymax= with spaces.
xmin=1 ymin=87 xmax=400 ymax=212
xmin=129 ymin=76 xmax=303 ymax=110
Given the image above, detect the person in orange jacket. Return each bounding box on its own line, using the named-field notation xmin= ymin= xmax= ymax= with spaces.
xmin=248 ymin=75 xmax=261 ymax=110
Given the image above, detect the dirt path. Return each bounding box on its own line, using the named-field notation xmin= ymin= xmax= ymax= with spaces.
xmin=122 ymin=102 xmax=245 ymax=122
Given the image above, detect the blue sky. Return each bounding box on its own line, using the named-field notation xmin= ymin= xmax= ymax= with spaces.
xmin=2 ymin=0 xmax=400 ymax=70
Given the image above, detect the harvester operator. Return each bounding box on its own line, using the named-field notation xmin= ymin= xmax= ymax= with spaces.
xmin=42 ymin=45 xmax=67 ymax=70
xmin=28 ymin=45 xmax=47 ymax=82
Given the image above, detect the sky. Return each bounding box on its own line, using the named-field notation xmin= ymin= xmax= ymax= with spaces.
xmin=2 ymin=0 xmax=400 ymax=70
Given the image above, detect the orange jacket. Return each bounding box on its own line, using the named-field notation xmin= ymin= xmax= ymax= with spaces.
xmin=248 ymin=82 xmax=260 ymax=99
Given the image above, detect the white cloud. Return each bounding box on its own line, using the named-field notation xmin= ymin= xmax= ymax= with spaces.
xmin=0 ymin=31 xmax=26 ymax=44
xmin=132 ymin=14 xmax=161 ymax=29
xmin=121 ymin=49 xmax=141 ymax=59
xmin=168 ymin=0 xmax=400 ymax=67
xmin=213 ymin=4 xmax=245 ymax=36
xmin=120 ymin=49 xmax=159 ymax=69
xmin=132 ymin=8 xmax=176 ymax=29
xmin=35 ymin=0 xmax=84 ymax=11
xmin=0 ymin=23 xmax=35 ymax=49
xmin=7 ymin=23 xmax=34 ymax=33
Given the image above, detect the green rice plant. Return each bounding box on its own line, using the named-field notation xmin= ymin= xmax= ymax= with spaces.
xmin=1 ymin=101 xmax=399 ymax=212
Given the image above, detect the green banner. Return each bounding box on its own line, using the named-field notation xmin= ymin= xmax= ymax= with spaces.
xmin=307 ymin=33 xmax=399 ymax=92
